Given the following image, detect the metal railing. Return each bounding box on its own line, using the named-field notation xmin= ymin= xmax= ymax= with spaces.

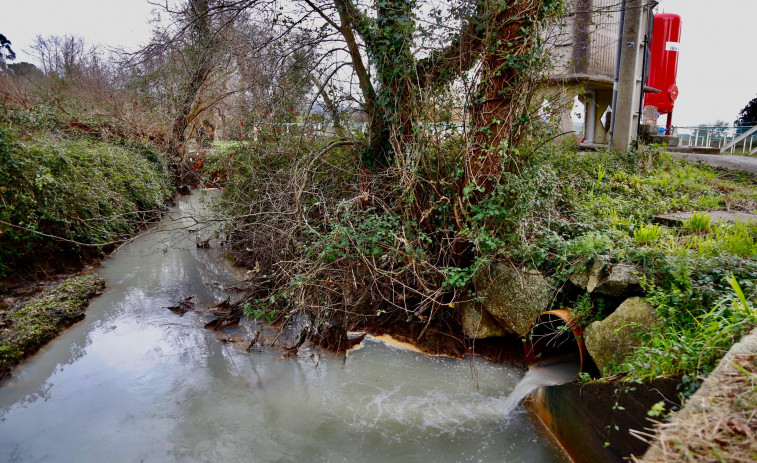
xmin=671 ymin=125 xmax=757 ymax=155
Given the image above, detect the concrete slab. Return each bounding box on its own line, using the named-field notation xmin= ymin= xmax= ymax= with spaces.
xmin=578 ymin=142 xmax=608 ymax=151
xmin=668 ymin=146 xmax=719 ymax=154
xmin=654 ymin=210 xmax=757 ymax=226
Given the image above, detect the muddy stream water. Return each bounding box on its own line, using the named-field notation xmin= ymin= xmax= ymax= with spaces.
xmin=0 ymin=192 xmax=571 ymax=462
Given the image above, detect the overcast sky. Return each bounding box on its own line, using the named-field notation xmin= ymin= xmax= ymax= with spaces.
xmin=2 ymin=0 xmax=756 ymax=127
xmin=3 ymin=0 xmax=155 ymax=61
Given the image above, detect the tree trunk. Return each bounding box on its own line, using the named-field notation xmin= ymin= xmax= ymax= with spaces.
xmin=371 ymin=0 xmax=416 ymax=165
xmin=311 ymin=75 xmax=346 ymax=138
xmin=463 ymin=0 xmax=544 ymax=194
xmin=334 ymin=0 xmax=417 ymax=169
xmin=168 ymin=0 xmax=215 ymax=184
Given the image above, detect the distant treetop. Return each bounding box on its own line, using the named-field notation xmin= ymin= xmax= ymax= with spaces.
xmin=0 ymin=33 xmax=16 ymax=65
xmin=736 ymin=95 xmax=757 ymax=127
xmin=9 ymin=62 xmax=42 ymax=78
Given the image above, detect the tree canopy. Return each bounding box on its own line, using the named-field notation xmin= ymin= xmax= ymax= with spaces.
xmin=0 ymin=34 xmax=16 ymax=67
xmin=735 ymin=95 xmax=757 ymax=127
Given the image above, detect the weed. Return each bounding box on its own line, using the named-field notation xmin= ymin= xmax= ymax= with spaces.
xmin=718 ymin=223 xmax=757 ymax=258
xmin=634 ymin=224 xmax=662 ymax=246
xmin=620 ymin=275 xmax=757 ymax=382
xmin=596 ymin=164 xmax=606 ymax=184
xmin=570 ymin=292 xmax=605 ymax=325
xmin=685 ymin=212 xmax=711 ymax=233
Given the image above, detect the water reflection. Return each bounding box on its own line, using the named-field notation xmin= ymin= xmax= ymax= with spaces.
xmin=0 ymin=191 xmax=568 ymax=462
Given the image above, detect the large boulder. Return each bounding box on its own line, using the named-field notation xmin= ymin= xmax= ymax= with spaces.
xmin=569 ymin=262 xmax=641 ymax=297
xmin=593 ymin=264 xmax=641 ymax=297
xmin=474 ymin=264 xmax=552 ymax=336
xmin=460 ymin=301 xmax=507 ymax=339
xmin=584 ymin=297 xmax=657 ymax=376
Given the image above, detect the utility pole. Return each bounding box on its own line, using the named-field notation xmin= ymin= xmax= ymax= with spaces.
xmin=611 ymin=0 xmax=646 ymax=151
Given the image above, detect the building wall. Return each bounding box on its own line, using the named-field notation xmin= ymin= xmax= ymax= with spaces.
xmin=549 ymin=0 xmax=621 ymax=81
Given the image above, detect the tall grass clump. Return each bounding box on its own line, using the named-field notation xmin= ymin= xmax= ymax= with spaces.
xmin=621 ymin=275 xmax=757 ymax=387
xmin=634 ymin=224 xmax=662 ymax=246
xmin=684 ymin=212 xmax=711 ymax=233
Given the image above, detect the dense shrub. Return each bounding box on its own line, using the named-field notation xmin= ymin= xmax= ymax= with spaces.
xmin=0 ymin=124 xmax=172 ymax=275
xmin=210 ymin=132 xmax=757 ymax=377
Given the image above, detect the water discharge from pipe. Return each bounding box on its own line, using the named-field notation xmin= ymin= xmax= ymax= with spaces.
xmin=502 ymin=360 xmax=581 ymax=416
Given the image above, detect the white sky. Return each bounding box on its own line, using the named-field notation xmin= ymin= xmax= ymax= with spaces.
xmin=2 ymin=0 xmax=756 ymax=127
xmin=2 ymin=0 xmax=155 ymax=60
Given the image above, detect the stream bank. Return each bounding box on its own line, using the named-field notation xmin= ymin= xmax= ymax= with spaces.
xmin=0 ymin=120 xmax=173 ymax=288
xmin=639 ymin=328 xmax=757 ymax=462
xmin=0 ymin=274 xmax=104 ymax=379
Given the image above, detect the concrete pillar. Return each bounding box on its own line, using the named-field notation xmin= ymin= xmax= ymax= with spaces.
xmin=585 ymin=91 xmax=596 ymax=143
xmin=611 ymin=0 xmax=646 ymax=151
xmin=582 ymin=90 xmax=613 ymax=144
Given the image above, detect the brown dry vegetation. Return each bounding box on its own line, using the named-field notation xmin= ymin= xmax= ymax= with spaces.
xmin=636 ymin=330 xmax=757 ymax=463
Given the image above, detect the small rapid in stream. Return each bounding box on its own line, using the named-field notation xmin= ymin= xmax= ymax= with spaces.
xmin=0 ymin=191 xmax=569 ymax=462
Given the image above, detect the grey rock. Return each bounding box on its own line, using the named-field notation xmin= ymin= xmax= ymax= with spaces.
xmin=593 ymin=264 xmax=641 ymax=297
xmin=475 ymin=264 xmax=552 ymax=336
xmin=569 ymin=262 xmax=604 ymax=292
xmin=460 ymin=301 xmax=507 ymax=339
xmin=584 ymin=297 xmax=657 ymax=376
xmin=569 ymin=268 xmax=590 ymax=290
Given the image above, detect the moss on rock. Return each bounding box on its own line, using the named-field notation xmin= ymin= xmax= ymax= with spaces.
xmin=460 ymin=301 xmax=507 ymax=339
xmin=474 ymin=264 xmax=552 ymax=336
xmin=0 ymin=273 xmax=104 ymax=379
xmin=584 ymin=297 xmax=657 ymax=377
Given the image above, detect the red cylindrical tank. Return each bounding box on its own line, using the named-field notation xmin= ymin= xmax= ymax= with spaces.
xmin=645 ymin=13 xmax=682 ymax=115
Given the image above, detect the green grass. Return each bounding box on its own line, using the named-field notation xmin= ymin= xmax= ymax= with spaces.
xmin=537 ymin=145 xmax=757 ymax=382
xmin=634 ymin=224 xmax=662 ymax=246
xmin=618 ymin=275 xmax=757 ymax=387
xmin=685 ymin=212 xmax=712 ymax=233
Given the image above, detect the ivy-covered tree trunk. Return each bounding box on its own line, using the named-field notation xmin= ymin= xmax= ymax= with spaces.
xmin=334 ymin=0 xmax=418 ymax=169
xmin=464 ymin=0 xmax=545 ymax=194
xmin=333 ymin=0 xmax=547 ymax=175
xmin=365 ymin=0 xmax=417 ymax=168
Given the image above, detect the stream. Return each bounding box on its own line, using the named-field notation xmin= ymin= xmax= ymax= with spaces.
xmin=0 ymin=191 xmax=570 ymax=463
